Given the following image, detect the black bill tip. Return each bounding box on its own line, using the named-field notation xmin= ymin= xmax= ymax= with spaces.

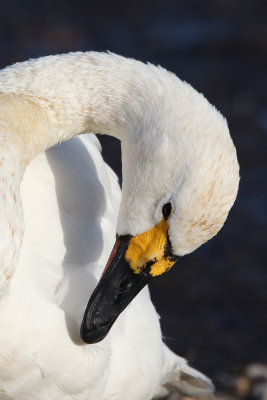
xmin=80 ymin=236 xmax=152 ymax=344
xmin=80 ymin=316 xmax=115 ymax=344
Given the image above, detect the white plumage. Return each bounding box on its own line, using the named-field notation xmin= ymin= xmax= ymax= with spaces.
xmin=0 ymin=52 xmax=239 ymax=399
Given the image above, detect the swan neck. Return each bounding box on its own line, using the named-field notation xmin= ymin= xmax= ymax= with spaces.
xmin=0 ymin=52 xmax=162 ymax=296
xmin=0 ymin=142 xmax=23 ymax=297
xmin=0 ymin=52 xmax=162 ymax=163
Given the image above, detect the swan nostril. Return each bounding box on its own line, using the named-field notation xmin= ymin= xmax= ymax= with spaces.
xmin=114 ymin=278 xmax=133 ymax=303
xmin=114 ymin=288 xmax=123 ymax=302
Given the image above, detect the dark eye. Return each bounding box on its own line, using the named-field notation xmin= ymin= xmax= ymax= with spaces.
xmin=162 ymin=202 xmax=172 ymax=219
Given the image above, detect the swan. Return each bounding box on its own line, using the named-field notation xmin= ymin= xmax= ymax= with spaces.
xmin=0 ymin=52 xmax=239 ymax=400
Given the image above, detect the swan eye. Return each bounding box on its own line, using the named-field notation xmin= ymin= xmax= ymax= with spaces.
xmin=162 ymin=202 xmax=172 ymax=219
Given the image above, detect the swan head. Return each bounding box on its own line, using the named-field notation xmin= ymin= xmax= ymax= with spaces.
xmin=81 ymin=68 xmax=239 ymax=344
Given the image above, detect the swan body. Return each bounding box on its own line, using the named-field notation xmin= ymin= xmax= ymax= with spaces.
xmin=0 ymin=52 xmax=239 ymax=399
xmin=0 ymin=135 xmax=211 ymax=400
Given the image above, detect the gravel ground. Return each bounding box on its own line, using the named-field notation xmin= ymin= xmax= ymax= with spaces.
xmin=0 ymin=1 xmax=266 ymax=398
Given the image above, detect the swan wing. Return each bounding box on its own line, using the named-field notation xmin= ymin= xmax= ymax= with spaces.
xmin=154 ymin=344 xmax=214 ymax=399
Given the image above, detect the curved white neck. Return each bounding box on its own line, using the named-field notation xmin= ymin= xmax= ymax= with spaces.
xmin=0 ymin=52 xmax=168 ymax=161
xmin=0 ymin=52 xmax=168 ymax=296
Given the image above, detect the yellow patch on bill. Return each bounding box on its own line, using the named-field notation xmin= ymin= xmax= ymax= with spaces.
xmin=125 ymin=217 xmax=175 ymax=276
xmin=149 ymin=257 xmax=176 ymax=277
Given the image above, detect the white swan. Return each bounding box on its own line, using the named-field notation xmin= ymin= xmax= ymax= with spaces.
xmin=0 ymin=52 xmax=239 ymax=400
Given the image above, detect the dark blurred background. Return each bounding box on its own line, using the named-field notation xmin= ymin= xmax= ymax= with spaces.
xmin=1 ymin=1 xmax=266 ymax=399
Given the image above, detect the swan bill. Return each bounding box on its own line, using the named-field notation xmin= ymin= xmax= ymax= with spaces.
xmin=80 ymin=236 xmax=152 ymax=344
xmin=80 ymin=221 xmax=178 ymax=344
